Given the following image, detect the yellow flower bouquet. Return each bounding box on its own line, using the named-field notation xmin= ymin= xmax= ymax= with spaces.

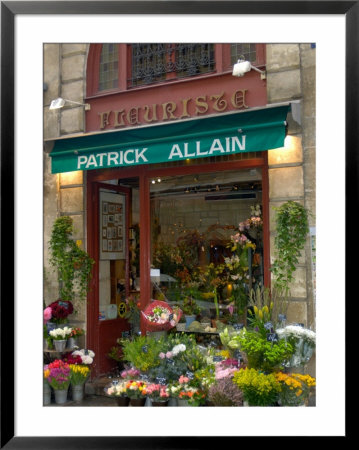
xmin=275 ymin=372 xmax=316 ymax=406
xmin=69 ymin=364 xmax=90 ymax=385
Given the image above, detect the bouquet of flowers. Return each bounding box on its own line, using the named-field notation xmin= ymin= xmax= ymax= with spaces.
xmin=145 ymin=384 xmax=170 ymax=402
xmin=105 ymin=380 xmax=128 ymax=398
xmin=120 ymin=368 xmax=141 ymax=379
xmin=141 ymin=300 xmax=182 ymax=332
xmin=69 ymin=364 xmax=90 ymax=385
xmin=43 ymin=306 xmax=52 ymax=324
xmin=71 ymin=349 xmax=95 ymax=364
xmin=275 ymin=372 xmax=316 ymax=406
xmin=169 ymin=375 xmax=200 ymax=401
xmin=45 ymin=359 xmax=71 ymax=390
xmin=49 ymin=326 xmax=72 ymax=340
xmin=214 ymin=358 xmax=240 ymax=380
xmin=123 ymin=380 xmax=148 ymax=399
xmin=276 ymin=324 xmax=316 ymax=366
xmin=47 ymin=299 xmax=74 ymax=325
xmin=69 ymin=327 xmax=84 ymax=339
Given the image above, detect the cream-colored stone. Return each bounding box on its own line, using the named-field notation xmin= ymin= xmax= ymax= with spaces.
xmin=61 ymin=80 xmax=85 ymax=105
xmin=288 ymin=266 xmax=307 ymax=297
xmin=43 ymin=44 xmax=60 ymax=106
xmin=269 ymin=166 xmax=304 ymax=199
xmin=70 ymin=214 xmax=84 ymax=240
xmin=300 ymin=44 xmax=316 ymax=69
xmin=266 ymin=44 xmax=300 ymax=71
xmin=268 ymin=136 xmax=303 ymax=165
xmin=267 ymin=69 xmax=301 ymax=102
xmin=62 ymin=54 xmax=86 ymax=81
xmin=62 ymin=44 xmax=88 ymax=56
xmin=60 ymin=107 xmax=84 ymax=134
xmin=285 ymin=300 xmax=308 ymax=326
xmin=60 ymin=187 xmax=84 ymax=212
xmin=60 ymin=171 xmax=83 ymax=186
xmin=43 ymin=109 xmax=60 ymax=140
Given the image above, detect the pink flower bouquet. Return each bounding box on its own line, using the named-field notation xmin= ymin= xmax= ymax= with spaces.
xmin=141 ymin=300 xmax=182 ymax=332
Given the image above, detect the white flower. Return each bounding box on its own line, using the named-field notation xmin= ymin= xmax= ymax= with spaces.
xmin=82 ymin=355 xmax=93 ymax=364
xmin=172 ymin=344 xmax=186 ymax=356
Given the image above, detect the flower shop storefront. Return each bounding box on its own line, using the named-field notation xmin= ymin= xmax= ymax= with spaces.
xmin=45 ymin=101 xmax=315 ymax=408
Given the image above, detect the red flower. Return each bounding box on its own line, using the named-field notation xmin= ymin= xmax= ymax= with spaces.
xmin=49 ymin=299 xmax=74 ymax=319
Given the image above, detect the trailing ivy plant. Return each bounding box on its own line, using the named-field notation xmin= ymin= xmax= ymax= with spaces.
xmin=270 ymin=201 xmax=309 ymax=298
xmin=49 ymin=216 xmax=95 ymax=302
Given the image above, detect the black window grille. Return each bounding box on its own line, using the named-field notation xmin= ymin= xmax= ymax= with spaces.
xmin=130 ymin=44 xmax=215 ymax=87
xmin=99 ymin=43 xmax=119 ymax=91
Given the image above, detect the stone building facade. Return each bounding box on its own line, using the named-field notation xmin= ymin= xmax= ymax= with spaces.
xmin=43 ymin=43 xmax=316 ymax=375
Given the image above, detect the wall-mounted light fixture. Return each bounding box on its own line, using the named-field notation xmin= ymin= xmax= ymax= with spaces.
xmin=232 ymin=59 xmax=266 ymax=80
xmin=49 ymin=97 xmax=91 ymax=111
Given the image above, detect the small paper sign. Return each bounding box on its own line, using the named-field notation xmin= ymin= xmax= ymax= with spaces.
xmin=293 ymin=323 xmax=305 ymax=328
xmin=233 ymin=323 xmax=244 ymax=330
xmin=156 ymin=376 xmax=167 ymax=385
xmin=209 ymin=341 xmax=217 ymax=347
xmin=264 ymin=322 xmax=273 ymax=331
xmin=142 ymin=345 xmax=148 ymax=353
xmin=84 ymin=349 xmax=89 ymax=355
xmin=213 ymin=356 xmax=224 ymax=362
xmin=112 ymin=380 xmax=119 ymax=386
xmin=186 ymin=371 xmax=194 ymax=379
xmin=122 ymin=331 xmax=130 ymax=338
xmin=267 ymin=333 xmax=279 ymax=343
xmin=166 ymin=358 xmax=175 ymax=365
xmin=140 ymin=374 xmax=150 ymax=382
xmin=278 ymin=314 xmax=286 ymax=322
xmin=233 ymin=350 xmax=242 ymax=361
xmin=169 ymin=313 xmax=174 ymax=321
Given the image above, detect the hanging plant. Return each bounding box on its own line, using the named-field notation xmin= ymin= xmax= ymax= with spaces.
xmin=270 ymin=201 xmax=310 ymax=297
xmin=49 ymin=216 xmax=95 ymax=302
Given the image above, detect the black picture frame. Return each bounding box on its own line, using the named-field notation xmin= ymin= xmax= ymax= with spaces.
xmin=1 ymin=1 xmax=354 ymax=447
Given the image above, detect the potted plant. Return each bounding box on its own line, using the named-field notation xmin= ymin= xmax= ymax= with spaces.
xmin=45 ymin=299 xmax=74 ymax=329
xmin=49 ymin=326 xmax=72 ymax=352
xmin=49 ymin=216 xmax=95 ymax=302
xmin=146 ymin=383 xmax=170 ymax=406
xmin=67 ymin=326 xmax=84 ymax=350
xmin=182 ymin=295 xmax=201 ymax=328
xmin=45 ymin=359 xmax=71 ymax=404
xmin=275 ymin=372 xmax=316 ymax=406
xmin=105 ymin=380 xmax=130 ymax=406
xmin=233 ymin=368 xmax=280 ymax=406
xmin=69 ymin=364 xmax=90 ymax=402
xmin=123 ymin=380 xmax=148 ymax=406
xmin=208 ymin=377 xmax=244 ymax=406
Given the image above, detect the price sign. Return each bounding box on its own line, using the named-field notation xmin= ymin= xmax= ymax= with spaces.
xmin=156 ymin=376 xmax=167 ymax=385
xmin=209 ymin=341 xmax=217 ymax=347
xmin=264 ymin=322 xmax=273 ymax=331
xmin=112 ymin=380 xmax=119 ymax=386
xmin=169 ymin=313 xmax=174 ymax=321
xmin=122 ymin=331 xmax=130 ymax=338
xmin=142 ymin=345 xmax=148 ymax=353
xmin=140 ymin=374 xmax=150 ymax=382
xmin=293 ymin=323 xmax=305 ymax=328
xmin=267 ymin=333 xmax=279 ymax=343
xmin=213 ymin=356 xmax=224 ymax=362
xmin=233 ymin=323 xmax=244 ymax=330
xmin=278 ymin=314 xmax=286 ymax=322
xmin=233 ymin=350 xmax=242 ymax=361
xmin=166 ymin=358 xmax=175 ymax=365
xmin=84 ymin=349 xmax=89 ymax=355
xmin=186 ymin=371 xmax=194 ymax=380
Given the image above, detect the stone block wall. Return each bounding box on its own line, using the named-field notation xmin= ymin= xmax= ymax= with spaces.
xmin=43 ymin=44 xmax=88 ymax=325
xmin=267 ymin=44 xmax=316 ymax=331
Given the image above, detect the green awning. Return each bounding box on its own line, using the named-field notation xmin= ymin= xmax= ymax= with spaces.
xmin=50 ymin=104 xmax=290 ymax=174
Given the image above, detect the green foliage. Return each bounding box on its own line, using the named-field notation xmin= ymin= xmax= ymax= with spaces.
xmin=238 ymin=330 xmax=294 ymax=373
xmin=270 ymin=201 xmax=309 ymax=297
xmin=49 ymin=216 xmax=95 ymax=302
xmin=233 ymin=368 xmax=280 ymax=406
xmin=120 ymin=335 xmax=162 ymax=372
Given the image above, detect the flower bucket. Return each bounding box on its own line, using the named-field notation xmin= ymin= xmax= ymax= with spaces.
xmin=185 ymin=315 xmax=196 ymax=329
xmin=151 ymin=400 xmax=168 ymax=406
xmin=168 ymin=398 xmax=178 ymax=406
xmin=71 ymin=383 xmax=84 ymax=402
xmin=67 ymin=337 xmax=78 ymax=350
xmin=130 ymin=398 xmax=146 ymax=407
xmin=46 ymin=322 xmax=57 ymax=333
xmin=54 ymin=388 xmax=68 ymax=404
xmin=43 ymin=382 xmax=51 ymax=406
xmin=116 ymin=396 xmax=130 ymax=406
xmin=177 ymin=398 xmax=189 ymax=406
xmin=54 ymin=340 xmax=67 ymax=352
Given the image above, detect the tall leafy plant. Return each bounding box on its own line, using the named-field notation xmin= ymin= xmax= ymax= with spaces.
xmin=49 ymin=216 xmax=95 ymax=301
xmin=271 ymin=201 xmax=310 ymax=298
